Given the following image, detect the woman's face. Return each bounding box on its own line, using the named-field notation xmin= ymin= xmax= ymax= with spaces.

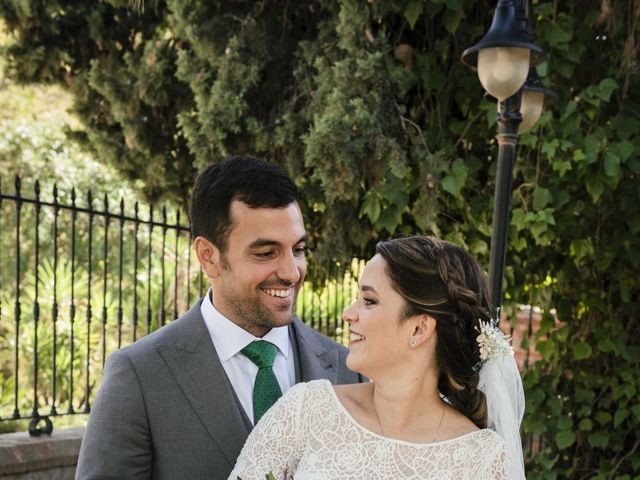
xmin=343 ymin=254 xmax=416 ymax=377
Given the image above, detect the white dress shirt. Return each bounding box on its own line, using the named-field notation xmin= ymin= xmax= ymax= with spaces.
xmin=201 ymin=289 xmax=295 ymax=425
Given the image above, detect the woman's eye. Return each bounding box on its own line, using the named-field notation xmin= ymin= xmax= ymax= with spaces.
xmin=293 ymin=247 xmax=308 ymax=256
xmin=363 ymin=297 xmax=377 ymax=306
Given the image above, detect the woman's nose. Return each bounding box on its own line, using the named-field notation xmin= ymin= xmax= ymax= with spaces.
xmin=342 ymin=301 xmax=358 ymax=324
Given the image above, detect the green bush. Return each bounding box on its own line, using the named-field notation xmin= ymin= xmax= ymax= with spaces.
xmin=0 ymin=1 xmax=638 ymax=476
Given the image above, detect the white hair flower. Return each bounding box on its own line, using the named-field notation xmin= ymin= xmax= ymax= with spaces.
xmin=476 ymin=319 xmax=514 ymax=362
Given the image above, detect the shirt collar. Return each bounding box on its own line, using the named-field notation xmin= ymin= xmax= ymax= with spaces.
xmin=201 ymin=288 xmax=291 ymax=362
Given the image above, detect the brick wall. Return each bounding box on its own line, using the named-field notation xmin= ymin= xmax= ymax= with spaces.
xmin=0 ymin=428 xmax=83 ymax=479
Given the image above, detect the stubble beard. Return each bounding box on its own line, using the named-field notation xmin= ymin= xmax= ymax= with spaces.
xmin=216 ymin=252 xmax=302 ymax=332
xmin=225 ymin=287 xmax=299 ymax=332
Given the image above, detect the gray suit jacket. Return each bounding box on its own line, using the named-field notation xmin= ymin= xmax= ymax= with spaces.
xmin=76 ymin=300 xmax=362 ymax=480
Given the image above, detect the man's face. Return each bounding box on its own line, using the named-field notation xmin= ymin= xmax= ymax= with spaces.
xmin=209 ymin=200 xmax=307 ymax=337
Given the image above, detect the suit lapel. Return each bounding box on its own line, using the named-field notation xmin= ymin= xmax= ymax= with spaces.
xmin=156 ymin=304 xmax=250 ymax=467
xmin=290 ymin=319 xmax=339 ymax=383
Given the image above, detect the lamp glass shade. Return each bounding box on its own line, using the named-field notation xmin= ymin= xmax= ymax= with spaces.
xmin=477 ymin=47 xmax=530 ymax=101
xmin=519 ymin=90 xmax=545 ymax=133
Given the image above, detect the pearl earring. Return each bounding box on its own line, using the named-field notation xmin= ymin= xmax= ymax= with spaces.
xmin=410 ymin=339 xmax=417 ymax=348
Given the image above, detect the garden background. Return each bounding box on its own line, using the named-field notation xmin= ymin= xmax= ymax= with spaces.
xmin=0 ymin=1 xmax=639 ymax=479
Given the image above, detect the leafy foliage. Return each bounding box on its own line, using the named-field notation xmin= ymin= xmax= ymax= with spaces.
xmin=0 ymin=0 xmax=639 ymax=477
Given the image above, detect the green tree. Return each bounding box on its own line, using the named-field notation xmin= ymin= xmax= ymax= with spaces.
xmin=0 ymin=1 xmax=639 ymax=477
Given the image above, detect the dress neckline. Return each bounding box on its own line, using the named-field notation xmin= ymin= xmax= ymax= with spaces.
xmin=320 ymin=379 xmax=491 ymax=447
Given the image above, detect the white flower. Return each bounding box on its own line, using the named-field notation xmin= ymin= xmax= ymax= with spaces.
xmin=476 ymin=319 xmax=514 ymax=362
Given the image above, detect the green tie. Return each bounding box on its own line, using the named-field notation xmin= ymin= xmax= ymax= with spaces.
xmin=241 ymin=340 xmax=283 ymax=424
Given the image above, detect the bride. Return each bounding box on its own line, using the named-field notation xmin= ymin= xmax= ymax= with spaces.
xmin=229 ymin=235 xmax=525 ymax=479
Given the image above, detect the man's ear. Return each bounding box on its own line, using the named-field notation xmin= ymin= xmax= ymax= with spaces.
xmin=194 ymin=236 xmax=222 ymax=279
xmin=410 ymin=314 xmax=437 ymax=349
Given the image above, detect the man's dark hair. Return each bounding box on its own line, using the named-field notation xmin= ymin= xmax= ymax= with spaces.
xmin=189 ymin=156 xmax=299 ymax=252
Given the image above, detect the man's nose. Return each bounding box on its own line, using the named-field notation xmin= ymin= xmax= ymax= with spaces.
xmin=276 ymin=250 xmax=302 ymax=285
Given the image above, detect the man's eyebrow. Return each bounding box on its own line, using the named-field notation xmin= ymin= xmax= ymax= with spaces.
xmin=361 ymin=285 xmax=378 ymax=294
xmin=248 ymin=235 xmax=308 ymax=249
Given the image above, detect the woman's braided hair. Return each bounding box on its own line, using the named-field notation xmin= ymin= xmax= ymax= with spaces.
xmin=375 ymin=235 xmax=492 ymax=428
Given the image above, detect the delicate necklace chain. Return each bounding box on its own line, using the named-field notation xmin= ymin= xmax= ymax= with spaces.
xmin=374 ymin=401 xmax=446 ymax=443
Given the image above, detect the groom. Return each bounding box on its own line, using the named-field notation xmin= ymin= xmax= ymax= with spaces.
xmin=76 ymin=156 xmax=363 ymax=479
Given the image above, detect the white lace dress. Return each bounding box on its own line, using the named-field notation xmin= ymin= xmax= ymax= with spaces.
xmin=229 ymin=380 xmax=509 ymax=479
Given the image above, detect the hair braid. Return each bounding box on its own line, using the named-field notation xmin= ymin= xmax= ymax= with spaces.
xmin=376 ymin=236 xmax=491 ymax=428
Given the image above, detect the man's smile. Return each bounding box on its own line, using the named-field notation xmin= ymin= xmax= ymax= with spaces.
xmin=261 ymin=287 xmax=293 ymax=298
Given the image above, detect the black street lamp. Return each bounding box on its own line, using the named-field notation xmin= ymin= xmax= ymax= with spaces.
xmin=461 ymin=0 xmax=554 ymax=312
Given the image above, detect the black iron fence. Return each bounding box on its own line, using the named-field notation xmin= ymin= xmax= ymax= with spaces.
xmin=0 ymin=176 xmax=545 ymax=463
xmin=0 ymin=176 xmax=362 ymax=434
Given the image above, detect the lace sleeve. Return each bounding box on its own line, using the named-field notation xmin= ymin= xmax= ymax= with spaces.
xmin=478 ymin=439 xmax=510 ymax=480
xmin=228 ymin=382 xmax=308 ymax=480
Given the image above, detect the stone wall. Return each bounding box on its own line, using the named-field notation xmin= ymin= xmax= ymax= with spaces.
xmin=0 ymin=428 xmax=83 ymax=480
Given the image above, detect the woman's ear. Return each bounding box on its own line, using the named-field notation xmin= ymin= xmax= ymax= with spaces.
xmin=409 ymin=314 xmax=437 ymax=349
xmin=194 ymin=236 xmax=222 ymax=280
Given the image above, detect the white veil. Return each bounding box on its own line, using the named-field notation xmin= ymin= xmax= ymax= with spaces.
xmin=478 ymin=352 xmax=526 ymax=479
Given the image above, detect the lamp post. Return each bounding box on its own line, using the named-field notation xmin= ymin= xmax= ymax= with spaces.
xmin=461 ymin=0 xmax=554 ymax=312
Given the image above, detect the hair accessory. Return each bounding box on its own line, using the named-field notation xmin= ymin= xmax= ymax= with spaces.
xmin=410 ymin=339 xmax=417 ymax=348
xmin=475 ymin=316 xmax=525 ymax=480
xmin=476 ymin=319 xmax=514 ymax=362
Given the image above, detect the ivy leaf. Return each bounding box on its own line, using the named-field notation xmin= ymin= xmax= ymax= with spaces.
xmin=536 ymin=339 xmax=556 ymax=359
xmin=441 ymin=175 xmax=457 ymax=196
xmin=422 ymin=69 xmax=446 ymax=92
xmin=451 ymin=158 xmax=468 ymax=180
xmin=380 ymin=174 xmax=409 ymax=207
xmin=604 ymin=152 xmax=621 ymax=178
xmin=584 ymin=135 xmax=601 ymax=164
xmin=561 ymin=100 xmax=577 ymax=121
xmin=588 ymin=431 xmax=609 ymax=448
xmin=546 ymin=22 xmax=573 ymax=46
xmin=612 ymin=116 xmax=639 ymax=140
xmin=440 ymin=160 xmax=467 ymax=197
xmin=572 ymin=149 xmax=586 ymax=162
xmin=585 ymin=175 xmax=605 ymax=202
xmin=404 ymin=1 xmax=424 ymax=29
xmin=553 ymin=160 xmax=572 ymax=177
xmin=359 ymin=192 xmax=381 ymax=223
xmin=629 ymin=157 xmax=640 ymax=174
xmin=533 ymin=187 xmax=552 ymax=210
xmin=576 ymin=388 xmax=595 ymax=403
xmin=555 ymin=430 xmax=576 ymax=450
xmin=541 ymin=139 xmax=559 ymax=158
xmin=592 ymin=78 xmax=619 ymax=102
xmin=578 ymin=419 xmax=593 ymax=431
xmin=557 ymin=416 xmax=572 ymax=430
xmin=554 ymin=189 xmax=570 ymax=207
xmin=609 ymin=141 xmax=634 ymax=162
xmin=573 ymin=341 xmax=592 ymax=360
xmin=529 ymin=220 xmax=548 ymax=239
xmin=613 ymin=409 xmax=629 ymax=427
xmin=376 ymin=204 xmax=404 ymax=233
xmin=443 ymin=7 xmax=464 ymax=34
xmin=595 ymin=411 xmax=612 ymax=425
xmin=446 ymin=0 xmax=465 ymax=8
xmin=619 ymin=278 xmax=632 ymax=302
xmin=623 ymin=384 xmax=635 ymax=399
xmin=570 ymin=239 xmax=594 ymax=263
xmin=596 ymin=336 xmax=615 ymax=353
